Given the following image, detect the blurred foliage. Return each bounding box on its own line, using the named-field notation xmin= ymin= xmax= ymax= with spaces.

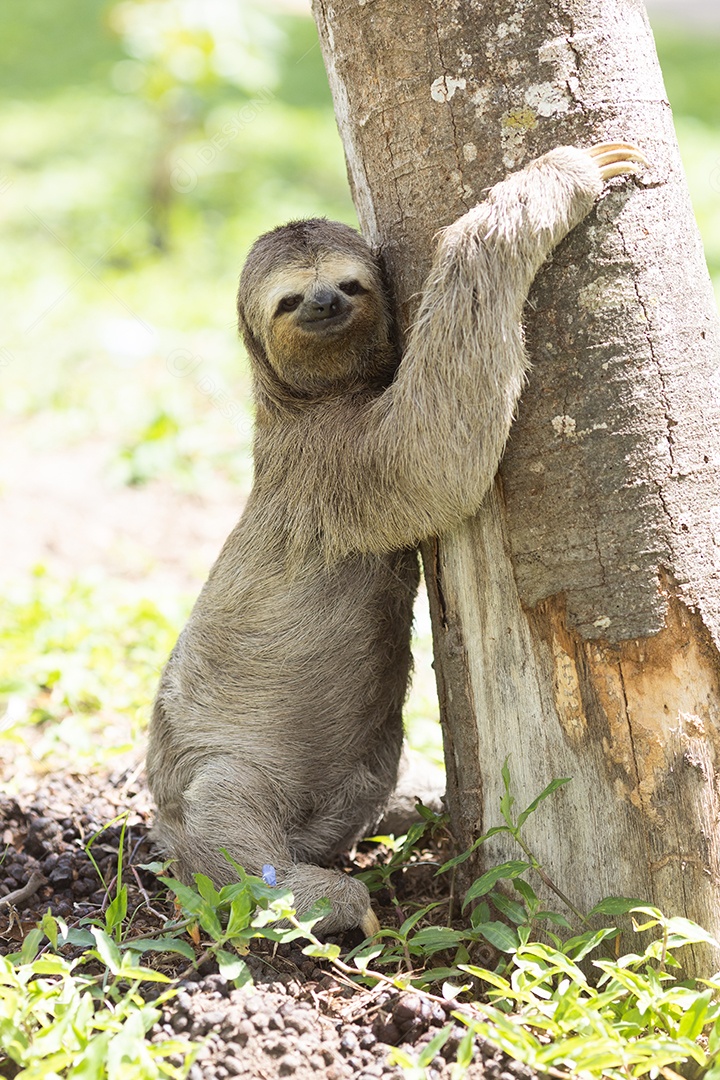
xmin=654 ymin=26 xmax=720 ymax=294
xmin=0 ymin=2 xmax=718 ymax=780
xmin=0 ymin=568 xmax=183 ymax=777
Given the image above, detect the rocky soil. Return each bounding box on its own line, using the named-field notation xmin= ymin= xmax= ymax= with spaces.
xmin=0 ymin=769 xmax=538 ymax=1080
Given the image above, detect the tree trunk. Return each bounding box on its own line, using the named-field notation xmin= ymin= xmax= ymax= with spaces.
xmin=312 ymin=0 xmax=720 ymax=970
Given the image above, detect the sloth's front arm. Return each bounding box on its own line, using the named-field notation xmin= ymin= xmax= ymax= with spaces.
xmin=313 ymin=143 xmax=645 ymax=561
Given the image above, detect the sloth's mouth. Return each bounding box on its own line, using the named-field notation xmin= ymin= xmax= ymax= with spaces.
xmin=298 ymin=310 xmax=352 ymax=334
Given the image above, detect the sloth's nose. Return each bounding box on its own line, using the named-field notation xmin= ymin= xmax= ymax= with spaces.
xmin=306 ymin=289 xmax=341 ymax=321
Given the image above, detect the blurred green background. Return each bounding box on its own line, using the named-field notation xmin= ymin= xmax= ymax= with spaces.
xmin=1 ymin=1 xmax=719 ymax=785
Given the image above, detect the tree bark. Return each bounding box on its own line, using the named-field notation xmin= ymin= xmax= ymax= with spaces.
xmin=312 ymin=0 xmax=720 ymax=970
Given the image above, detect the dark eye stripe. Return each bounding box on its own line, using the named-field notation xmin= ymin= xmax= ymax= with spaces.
xmin=275 ymin=294 xmax=303 ymax=316
xmin=339 ymin=280 xmax=364 ymax=296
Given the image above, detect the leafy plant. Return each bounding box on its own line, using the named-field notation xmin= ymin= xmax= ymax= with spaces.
xmin=0 ymin=917 xmax=197 ymax=1079
xmin=370 ymin=766 xmax=720 ymax=1080
xmin=455 ymin=905 xmax=720 ymax=1080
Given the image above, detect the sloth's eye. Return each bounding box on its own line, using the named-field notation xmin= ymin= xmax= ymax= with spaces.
xmin=339 ymin=280 xmax=363 ymax=296
xmin=277 ymin=294 xmax=303 ymax=314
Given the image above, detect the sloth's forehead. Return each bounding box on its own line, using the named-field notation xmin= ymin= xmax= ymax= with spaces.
xmin=262 ymin=253 xmax=373 ymax=308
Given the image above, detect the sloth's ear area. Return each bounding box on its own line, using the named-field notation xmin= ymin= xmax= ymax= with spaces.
xmin=237 ymin=302 xmax=268 ymax=365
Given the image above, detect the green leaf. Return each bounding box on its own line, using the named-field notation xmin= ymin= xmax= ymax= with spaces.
xmin=456 ymin=1029 xmax=475 ymax=1070
xmin=417 ymin=1024 xmax=453 ymax=1067
xmin=458 ymin=964 xmax=512 ymax=993
xmin=469 ymin=902 xmax=491 ymax=928
xmin=39 ymin=911 xmax=59 ymax=950
xmin=118 ymin=957 xmax=173 ymax=981
xmin=119 ymin=936 xmax=197 ymax=961
xmin=74 ymin=1029 xmax=112 ymax=1077
xmin=215 ymin=948 xmax=252 ymax=986
xmin=463 ymin=862 xmax=531 ymax=909
xmin=295 ymin=898 xmax=332 ymax=933
xmin=387 ymin=1046 xmax=416 ymax=1069
xmin=226 ymin=892 xmax=254 ymax=939
xmin=411 ymin=967 xmax=466 ymax=988
xmin=105 ymin=885 xmax=128 ymax=934
xmin=18 ymin=927 xmax=44 ymax=963
xmin=436 ymin=827 xmax=511 ymax=874
xmin=512 ymin=879 xmax=539 ymax=906
xmin=195 ymin=873 xmax=222 ymax=907
xmin=563 ymin=927 xmax=619 ymax=962
xmin=499 ymin=758 xmax=515 ymax=828
xmin=162 ymin=875 xmax=223 ymax=939
xmin=534 ymin=911 xmax=573 ymax=929
xmin=678 ymin=989 xmax=714 ymax=1040
xmin=349 ymin=943 xmax=385 ymax=973
xmin=587 ymin=896 xmax=651 ymax=917
xmin=409 ymin=926 xmax=466 ymax=955
xmin=665 ymin=916 xmax=720 ymax=949
xmin=90 ymin=926 xmax=121 ymax=974
xmin=28 ymin=956 xmax=77 ymax=976
xmin=473 ymin=921 xmax=520 ymax=954
xmin=302 ymin=941 xmax=341 ymax=962
xmin=399 ymin=902 xmax=444 ymax=939
xmin=488 ymin=891 xmax=527 ymax=925
xmin=516 ymin=777 xmax=572 ymax=828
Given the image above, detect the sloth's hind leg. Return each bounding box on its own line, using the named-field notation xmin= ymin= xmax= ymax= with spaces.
xmin=155 ymin=758 xmax=378 ymax=936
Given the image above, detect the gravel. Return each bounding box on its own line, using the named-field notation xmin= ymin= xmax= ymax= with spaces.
xmin=0 ymin=770 xmax=540 ymax=1080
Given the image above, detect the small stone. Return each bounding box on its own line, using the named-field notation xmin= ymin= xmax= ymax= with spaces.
xmin=279 ymin=1054 xmax=301 ymax=1075
xmin=506 ymin=1061 xmax=531 ymax=1076
xmin=393 ymin=993 xmax=431 ymax=1032
xmin=340 ymin=1031 xmax=359 ymax=1055
xmin=284 ymin=1014 xmax=312 ymax=1035
xmin=372 ymin=1019 xmax=401 ymax=1046
xmin=235 ymin=1020 xmax=254 ymax=1045
xmin=265 ymin=1038 xmax=289 ymax=1057
xmin=48 ymin=860 xmax=74 ymax=887
xmin=202 ymin=1009 xmax=226 ymax=1028
xmin=204 ymin=973 xmax=230 ymax=996
xmin=224 ymin=1057 xmax=243 ymax=1077
xmin=359 ymin=1032 xmax=376 ymax=1050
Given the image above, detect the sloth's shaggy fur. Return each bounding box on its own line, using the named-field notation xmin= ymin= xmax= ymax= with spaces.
xmin=148 ymin=147 xmax=627 ymax=934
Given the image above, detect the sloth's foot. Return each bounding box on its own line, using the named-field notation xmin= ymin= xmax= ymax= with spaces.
xmin=282 ymin=863 xmax=379 ymax=937
xmin=587 ymin=141 xmax=648 ymax=181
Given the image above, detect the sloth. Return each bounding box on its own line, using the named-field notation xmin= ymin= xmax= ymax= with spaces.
xmin=147 ymin=142 xmax=646 ymax=936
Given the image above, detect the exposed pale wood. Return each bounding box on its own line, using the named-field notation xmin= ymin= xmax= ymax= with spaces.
xmin=312 ymin=0 xmax=720 ymax=971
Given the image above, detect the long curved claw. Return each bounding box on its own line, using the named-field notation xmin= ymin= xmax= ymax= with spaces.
xmin=360 ymin=906 xmax=381 ymax=938
xmin=587 ymin=141 xmax=648 ymax=181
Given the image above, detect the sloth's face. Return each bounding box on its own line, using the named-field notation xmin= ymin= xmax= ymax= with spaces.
xmin=256 ymin=252 xmax=388 ymax=386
